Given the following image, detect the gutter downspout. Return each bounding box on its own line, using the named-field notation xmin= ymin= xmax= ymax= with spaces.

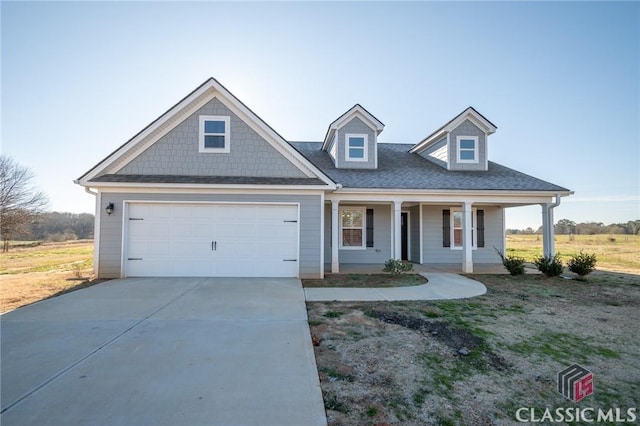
xmin=85 ymin=187 xmax=100 ymax=278
xmin=542 ymin=194 xmax=562 ymax=258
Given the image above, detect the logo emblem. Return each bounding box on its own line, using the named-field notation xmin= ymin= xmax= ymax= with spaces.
xmin=558 ymin=364 xmax=594 ymax=402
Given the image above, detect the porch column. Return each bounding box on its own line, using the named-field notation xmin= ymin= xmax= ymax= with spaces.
xmin=541 ymin=203 xmax=555 ymax=258
xmin=462 ymin=201 xmax=473 ymax=273
xmin=331 ymin=200 xmax=340 ymax=273
xmin=393 ymin=201 xmax=402 ymax=260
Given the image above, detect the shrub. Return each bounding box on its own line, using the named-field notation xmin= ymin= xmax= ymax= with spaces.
xmin=534 ymin=254 xmax=564 ymax=277
xmin=568 ymin=251 xmax=597 ymax=279
xmin=494 ymin=247 xmax=526 ymax=276
xmin=383 ymin=259 xmax=414 ymax=274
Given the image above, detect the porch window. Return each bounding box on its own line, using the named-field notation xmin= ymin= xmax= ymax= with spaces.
xmin=340 ymin=207 xmax=366 ymax=249
xmin=443 ymin=209 xmax=485 ymax=249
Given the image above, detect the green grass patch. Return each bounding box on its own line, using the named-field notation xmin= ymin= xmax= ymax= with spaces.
xmin=508 ymin=331 xmax=620 ymax=363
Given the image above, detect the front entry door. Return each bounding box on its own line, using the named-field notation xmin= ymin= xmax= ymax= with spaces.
xmin=401 ymin=212 xmax=408 ymax=261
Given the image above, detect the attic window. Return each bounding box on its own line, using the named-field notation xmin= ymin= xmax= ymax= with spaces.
xmin=457 ymin=136 xmax=478 ymax=163
xmin=199 ymin=115 xmax=230 ymax=153
xmin=345 ymin=134 xmax=368 ymax=162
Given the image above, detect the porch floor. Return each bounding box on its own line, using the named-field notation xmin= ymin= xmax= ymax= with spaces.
xmin=325 ymin=263 xmax=540 ymax=275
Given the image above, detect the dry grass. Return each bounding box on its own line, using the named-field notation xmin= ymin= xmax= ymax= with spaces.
xmin=506 ymin=234 xmax=639 ymax=274
xmin=0 ymin=240 xmax=100 ymax=313
xmin=309 ymin=271 xmax=640 ymax=425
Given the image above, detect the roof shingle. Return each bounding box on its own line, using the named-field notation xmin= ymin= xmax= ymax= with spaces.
xmin=290 ymin=142 xmax=570 ymax=192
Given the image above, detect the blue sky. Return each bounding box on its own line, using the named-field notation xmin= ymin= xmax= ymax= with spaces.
xmin=2 ymin=1 xmax=638 ymax=229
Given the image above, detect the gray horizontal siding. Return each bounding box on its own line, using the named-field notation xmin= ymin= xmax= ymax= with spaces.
xmin=419 ymin=136 xmax=448 ymax=168
xmin=421 ymin=205 xmax=503 ymax=264
xmin=97 ymin=192 xmax=322 ymax=279
xmin=324 ymin=204 xmax=392 ymax=264
xmin=117 ymin=98 xmax=306 ymax=178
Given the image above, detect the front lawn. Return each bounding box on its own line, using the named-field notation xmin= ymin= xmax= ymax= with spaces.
xmin=308 ymin=271 xmax=639 ymax=425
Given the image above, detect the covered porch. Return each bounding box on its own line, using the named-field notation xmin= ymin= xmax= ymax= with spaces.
xmin=324 ymin=193 xmax=564 ymax=275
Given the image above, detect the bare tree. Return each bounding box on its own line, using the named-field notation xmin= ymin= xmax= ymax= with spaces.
xmin=0 ymin=155 xmax=48 ymax=251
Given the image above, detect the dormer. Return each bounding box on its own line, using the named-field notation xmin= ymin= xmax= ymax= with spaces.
xmin=321 ymin=104 xmax=384 ymax=169
xmin=410 ymin=107 xmax=497 ymax=171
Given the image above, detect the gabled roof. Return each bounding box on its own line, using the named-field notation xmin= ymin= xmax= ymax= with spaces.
xmin=410 ymin=107 xmax=498 ymax=154
xmin=321 ymin=104 xmax=384 ymax=151
xmin=292 ymin=142 xmax=571 ymax=193
xmin=76 ymin=77 xmax=335 ymax=188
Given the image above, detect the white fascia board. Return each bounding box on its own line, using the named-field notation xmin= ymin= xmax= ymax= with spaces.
xmin=90 ymin=183 xmax=334 ymax=192
xmin=95 ymin=185 xmax=326 ymax=195
xmin=78 ymin=78 xmax=335 ymax=187
xmin=326 ymin=189 xmax=572 ymax=205
xmin=211 ymin=84 xmax=334 ymax=184
xmin=409 ymin=129 xmax=448 ymax=154
xmin=79 ymin=82 xmax=215 ymax=184
xmin=443 ymin=108 xmax=497 ymax=135
xmin=322 ymin=106 xmax=384 ymax=150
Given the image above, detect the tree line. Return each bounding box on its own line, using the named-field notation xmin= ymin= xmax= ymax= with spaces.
xmin=1 ymin=155 xmax=95 ymax=250
xmin=507 ymin=219 xmax=640 ymax=236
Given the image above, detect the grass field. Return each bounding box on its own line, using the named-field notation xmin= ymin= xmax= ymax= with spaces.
xmin=0 ymin=240 xmax=98 ymax=313
xmin=506 ymin=234 xmax=639 ymax=274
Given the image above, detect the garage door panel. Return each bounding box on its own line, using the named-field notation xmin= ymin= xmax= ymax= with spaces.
xmin=125 ymin=203 xmax=299 ymax=277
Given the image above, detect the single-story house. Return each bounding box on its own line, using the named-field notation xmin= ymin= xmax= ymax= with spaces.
xmin=75 ymin=77 xmax=571 ymax=279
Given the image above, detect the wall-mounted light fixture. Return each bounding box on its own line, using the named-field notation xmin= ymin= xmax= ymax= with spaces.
xmin=106 ymin=203 xmax=115 ymax=216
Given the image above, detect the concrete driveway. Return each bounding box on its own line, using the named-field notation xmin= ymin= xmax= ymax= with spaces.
xmin=1 ymin=278 xmax=327 ymax=426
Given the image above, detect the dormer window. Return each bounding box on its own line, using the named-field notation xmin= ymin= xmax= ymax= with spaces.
xmin=345 ymin=134 xmax=368 ymax=162
xmin=457 ymin=136 xmax=478 ymax=163
xmin=199 ymin=115 xmax=230 ymax=153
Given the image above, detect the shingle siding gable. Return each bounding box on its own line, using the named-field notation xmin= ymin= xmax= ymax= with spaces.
xmin=335 ymin=117 xmax=377 ymax=169
xmin=449 ymin=119 xmax=487 ymax=171
xmin=117 ymin=98 xmax=307 ymax=178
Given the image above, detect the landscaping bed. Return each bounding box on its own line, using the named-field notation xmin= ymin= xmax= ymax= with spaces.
xmin=303 ymin=273 xmax=427 ymax=288
xmin=307 ymin=271 xmax=640 ymax=425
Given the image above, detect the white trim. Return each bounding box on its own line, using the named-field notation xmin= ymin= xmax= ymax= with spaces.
xmin=121 ymin=200 xmax=301 ymax=278
xmin=76 ymin=78 xmax=336 ymax=187
xmin=326 ymin=191 xmax=571 ymax=205
xmin=199 ymin=115 xmax=230 ymax=153
xmin=419 ymin=203 xmax=424 ymax=264
xmin=339 ymin=206 xmax=367 ymax=249
xmin=345 ymin=133 xmax=368 ymax=162
xmin=87 ymin=183 xmax=333 ymax=191
xmin=446 ymin=134 xmax=451 ymax=170
xmin=449 ymin=207 xmax=477 ymax=250
xmin=410 ymin=107 xmax=496 ymax=154
xmin=456 ymin=136 xmax=479 ymax=164
xmin=322 ymin=105 xmax=384 ymax=150
xmin=120 ymin=200 xmax=128 ymax=278
xmin=319 ymin=191 xmax=325 ymax=278
xmin=93 ymin=190 xmax=101 ymax=277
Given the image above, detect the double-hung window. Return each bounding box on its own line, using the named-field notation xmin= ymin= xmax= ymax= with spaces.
xmin=457 ymin=136 xmax=478 ymax=163
xmin=199 ymin=115 xmax=230 ymax=153
xmin=345 ymin=134 xmax=368 ymax=162
xmin=340 ymin=207 xmax=366 ymax=249
xmin=442 ymin=208 xmax=485 ymax=249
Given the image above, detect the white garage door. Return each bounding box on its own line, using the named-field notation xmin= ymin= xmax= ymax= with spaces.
xmin=125 ymin=203 xmax=299 ymax=277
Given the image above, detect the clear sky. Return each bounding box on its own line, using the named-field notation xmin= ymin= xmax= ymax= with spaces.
xmin=2 ymin=1 xmax=639 ymax=229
